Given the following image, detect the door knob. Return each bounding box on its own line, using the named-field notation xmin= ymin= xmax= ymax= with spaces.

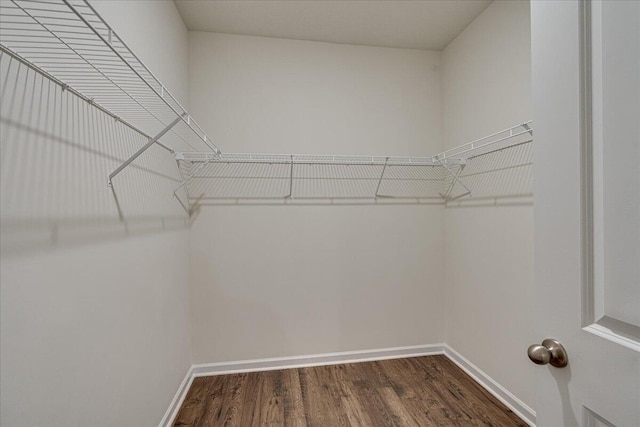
xmin=527 ymin=338 xmax=568 ymax=368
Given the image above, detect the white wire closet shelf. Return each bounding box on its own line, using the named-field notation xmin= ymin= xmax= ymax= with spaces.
xmin=175 ymin=154 xmax=456 ymax=204
xmin=0 ymin=0 xmax=220 ymax=161
xmin=174 ymin=122 xmax=533 ymax=209
xmin=1 ymin=1 xmax=534 ymax=213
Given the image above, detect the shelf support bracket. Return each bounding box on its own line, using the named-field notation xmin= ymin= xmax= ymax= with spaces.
xmin=522 ymin=122 xmax=533 ymax=136
xmin=438 ymin=158 xmax=471 ymax=201
xmin=108 ymin=113 xmax=185 ymax=186
xmin=374 ymin=157 xmax=389 ymax=197
xmin=172 ymin=161 xmax=209 ymax=215
xmin=441 ymin=163 xmax=466 ymax=201
xmin=288 ymin=155 xmax=294 ymax=199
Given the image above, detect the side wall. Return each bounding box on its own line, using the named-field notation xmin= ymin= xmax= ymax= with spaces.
xmin=187 ymin=33 xmax=444 ymax=363
xmin=441 ymin=0 xmax=536 ymax=410
xmin=0 ymin=1 xmax=191 ymax=426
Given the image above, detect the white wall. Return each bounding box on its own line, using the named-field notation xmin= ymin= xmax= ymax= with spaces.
xmin=188 ymin=33 xmax=444 ymax=363
xmin=1 ymin=2 xmax=539 ymax=422
xmin=441 ymin=0 xmax=536 ymax=411
xmin=0 ymin=1 xmax=191 ymax=426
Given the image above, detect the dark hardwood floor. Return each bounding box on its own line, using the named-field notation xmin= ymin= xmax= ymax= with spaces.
xmin=173 ymin=355 xmax=527 ymax=426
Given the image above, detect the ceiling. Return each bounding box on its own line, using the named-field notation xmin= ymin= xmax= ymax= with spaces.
xmin=174 ymin=0 xmax=493 ymax=51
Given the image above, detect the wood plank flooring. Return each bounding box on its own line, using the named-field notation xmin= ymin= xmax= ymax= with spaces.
xmin=173 ymin=355 xmax=527 ymax=426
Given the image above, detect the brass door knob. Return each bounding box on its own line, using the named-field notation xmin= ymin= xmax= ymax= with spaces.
xmin=527 ymin=338 xmax=568 ymax=368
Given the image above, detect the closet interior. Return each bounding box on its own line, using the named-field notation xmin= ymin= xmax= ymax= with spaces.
xmin=0 ymin=1 xmax=537 ymax=426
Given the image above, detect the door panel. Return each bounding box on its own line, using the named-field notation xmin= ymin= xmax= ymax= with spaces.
xmin=587 ymin=0 xmax=640 ymax=342
xmin=583 ymin=407 xmax=616 ymax=427
xmin=531 ymin=1 xmax=640 ymax=426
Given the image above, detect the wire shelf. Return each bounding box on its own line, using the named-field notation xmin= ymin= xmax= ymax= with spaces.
xmin=445 ymin=138 xmax=533 ymax=202
xmin=174 ymin=123 xmax=532 ymax=208
xmin=0 ymin=0 xmax=219 ymax=154
xmin=176 ymin=154 xmax=454 ymax=203
xmin=436 ymin=121 xmax=532 ymax=161
xmin=0 ymin=1 xmax=533 ymax=211
xmin=440 ymin=123 xmax=533 ymax=202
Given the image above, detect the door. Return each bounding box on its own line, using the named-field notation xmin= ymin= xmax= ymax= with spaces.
xmin=531 ymin=1 xmax=639 ymax=426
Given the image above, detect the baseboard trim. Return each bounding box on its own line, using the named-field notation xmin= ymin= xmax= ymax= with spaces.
xmin=444 ymin=345 xmax=536 ymax=426
xmin=158 ymin=366 xmax=194 ymax=427
xmin=191 ymin=343 xmax=445 ymax=377
xmin=161 ymin=343 xmax=536 ymax=427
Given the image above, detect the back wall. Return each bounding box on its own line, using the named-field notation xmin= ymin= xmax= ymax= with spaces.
xmin=187 ymin=32 xmax=444 ymax=363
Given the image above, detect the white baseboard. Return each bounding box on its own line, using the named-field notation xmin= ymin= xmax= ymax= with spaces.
xmin=444 ymin=345 xmax=536 ymax=426
xmin=160 ymin=343 xmax=535 ymax=427
xmin=158 ymin=366 xmax=194 ymax=427
xmin=191 ymin=343 xmax=445 ymax=377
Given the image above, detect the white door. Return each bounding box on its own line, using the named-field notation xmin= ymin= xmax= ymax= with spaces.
xmin=531 ymin=1 xmax=640 ymax=426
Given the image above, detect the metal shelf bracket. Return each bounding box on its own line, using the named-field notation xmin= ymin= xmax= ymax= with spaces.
xmin=288 ymin=155 xmax=294 ymax=199
xmin=438 ymin=157 xmax=471 ymax=201
xmin=375 ymin=157 xmax=390 ymax=197
xmin=172 ymin=161 xmax=209 ymax=214
xmin=108 ymin=114 xmax=186 ymax=187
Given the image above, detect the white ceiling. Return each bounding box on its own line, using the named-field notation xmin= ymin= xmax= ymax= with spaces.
xmin=174 ymin=0 xmax=493 ymax=51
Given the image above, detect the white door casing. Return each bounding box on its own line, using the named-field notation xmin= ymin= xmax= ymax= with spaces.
xmin=531 ymin=1 xmax=639 ymax=426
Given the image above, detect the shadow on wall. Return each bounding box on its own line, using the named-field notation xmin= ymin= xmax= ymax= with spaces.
xmin=0 ymin=51 xmax=188 ymax=256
